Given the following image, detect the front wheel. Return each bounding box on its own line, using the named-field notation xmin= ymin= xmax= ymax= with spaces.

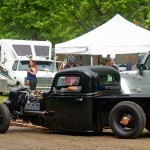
xmin=109 ymin=101 xmax=146 ymax=139
xmin=0 ymin=103 xmax=10 ymax=133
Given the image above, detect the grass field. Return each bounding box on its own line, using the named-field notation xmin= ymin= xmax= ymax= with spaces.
xmin=0 ymin=94 xmax=8 ymax=103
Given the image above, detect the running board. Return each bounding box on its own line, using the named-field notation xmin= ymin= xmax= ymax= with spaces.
xmin=10 ymin=120 xmax=48 ymax=130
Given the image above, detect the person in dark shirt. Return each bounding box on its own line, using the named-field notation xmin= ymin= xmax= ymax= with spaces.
xmin=63 ymin=55 xmax=79 ymax=85
xmin=63 ymin=55 xmax=78 ymax=69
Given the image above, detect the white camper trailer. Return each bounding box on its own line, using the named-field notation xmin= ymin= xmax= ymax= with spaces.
xmin=0 ymin=39 xmax=56 ymax=92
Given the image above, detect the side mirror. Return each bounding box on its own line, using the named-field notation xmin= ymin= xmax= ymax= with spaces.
xmin=52 ymin=87 xmax=57 ymax=93
xmin=136 ymin=63 xmax=144 ymax=75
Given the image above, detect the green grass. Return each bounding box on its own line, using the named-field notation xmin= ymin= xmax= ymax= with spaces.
xmin=0 ymin=93 xmax=8 ymax=103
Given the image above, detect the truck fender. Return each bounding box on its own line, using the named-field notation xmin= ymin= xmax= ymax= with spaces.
xmin=0 ymin=103 xmax=10 ymax=133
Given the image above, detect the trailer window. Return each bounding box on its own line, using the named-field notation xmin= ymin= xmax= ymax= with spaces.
xmin=34 ymin=46 xmax=49 ymax=57
xmin=13 ymin=45 xmax=32 ymax=56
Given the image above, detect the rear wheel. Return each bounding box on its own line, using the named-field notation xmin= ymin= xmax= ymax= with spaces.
xmin=109 ymin=101 xmax=146 ymax=139
xmin=0 ymin=103 xmax=10 ymax=133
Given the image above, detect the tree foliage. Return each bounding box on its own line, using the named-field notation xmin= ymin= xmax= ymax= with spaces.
xmin=0 ymin=0 xmax=149 ymax=46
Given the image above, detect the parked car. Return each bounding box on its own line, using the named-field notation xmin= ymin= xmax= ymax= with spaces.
xmin=117 ymin=64 xmax=127 ymax=72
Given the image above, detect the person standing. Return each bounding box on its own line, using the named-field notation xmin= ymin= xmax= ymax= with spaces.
xmin=126 ymin=62 xmax=133 ymax=71
xmin=63 ymin=55 xmax=79 ymax=85
xmin=27 ymin=60 xmax=37 ymax=91
xmin=63 ymin=55 xmax=78 ymax=69
xmin=103 ymin=58 xmax=119 ymax=70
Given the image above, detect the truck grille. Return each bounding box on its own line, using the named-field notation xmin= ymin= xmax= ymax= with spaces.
xmin=37 ymin=77 xmax=54 ymax=87
xmin=25 ymin=77 xmax=54 ymax=88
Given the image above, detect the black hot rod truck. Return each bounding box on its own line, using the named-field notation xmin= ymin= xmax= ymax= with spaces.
xmin=0 ymin=65 xmax=149 ymax=139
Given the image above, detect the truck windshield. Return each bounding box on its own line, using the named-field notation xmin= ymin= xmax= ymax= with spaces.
xmin=18 ymin=61 xmax=55 ymax=72
xmin=34 ymin=45 xmax=49 ymax=56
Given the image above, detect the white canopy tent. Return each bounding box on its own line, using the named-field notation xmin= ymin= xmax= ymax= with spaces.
xmin=55 ymin=14 xmax=150 ymax=56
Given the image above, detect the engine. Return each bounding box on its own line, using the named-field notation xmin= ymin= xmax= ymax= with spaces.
xmin=4 ymin=87 xmax=44 ymax=115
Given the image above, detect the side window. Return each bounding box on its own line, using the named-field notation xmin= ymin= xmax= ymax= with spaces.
xmin=96 ymin=73 xmax=118 ymax=91
xmin=12 ymin=61 xmax=18 ymax=71
xmin=100 ymin=74 xmax=116 ymax=86
xmin=57 ymin=76 xmax=66 ymax=87
xmin=56 ymin=75 xmax=81 ymax=92
xmin=144 ymin=56 xmax=150 ymax=70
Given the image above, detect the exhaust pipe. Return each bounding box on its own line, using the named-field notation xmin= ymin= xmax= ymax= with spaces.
xmin=23 ymin=110 xmax=55 ymax=117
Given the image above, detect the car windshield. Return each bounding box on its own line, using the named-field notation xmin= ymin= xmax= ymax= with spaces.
xmin=18 ymin=61 xmax=55 ymax=72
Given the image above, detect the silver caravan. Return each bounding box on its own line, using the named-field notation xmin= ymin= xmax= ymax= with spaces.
xmin=0 ymin=39 xmax=56 ymax=92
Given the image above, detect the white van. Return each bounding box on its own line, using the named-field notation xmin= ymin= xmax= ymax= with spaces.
xmin=0 ymin=39 xmax=57 ymax=92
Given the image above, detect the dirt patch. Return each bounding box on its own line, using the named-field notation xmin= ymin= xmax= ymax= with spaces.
xmin=0 ymin=127 xmax=150 ymax=150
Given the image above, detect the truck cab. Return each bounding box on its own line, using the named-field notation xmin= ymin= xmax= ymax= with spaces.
xmin=43 ymin=66 xmax=120 ymax=131
xmin=10 ymin=59 xmax=56 ymax=89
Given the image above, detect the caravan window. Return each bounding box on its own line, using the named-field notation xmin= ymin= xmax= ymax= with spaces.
xmin=12 ymin=45 xmax=32 ymax=56
xmin=34 ymin=46 xmax=49 ymax=57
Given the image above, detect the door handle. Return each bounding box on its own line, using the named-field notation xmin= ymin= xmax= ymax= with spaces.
xmin=76 ymin=98 xmax=83 ymax=101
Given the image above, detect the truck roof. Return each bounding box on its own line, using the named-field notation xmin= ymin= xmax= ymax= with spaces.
xmin=54 ymin=65 xmax=120 ymax=93
xmin=57 ymin=65 xmax=120 ymax=79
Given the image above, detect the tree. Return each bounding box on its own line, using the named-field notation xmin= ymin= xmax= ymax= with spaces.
xmin=0 ymin=0 xmax=149 ymax=45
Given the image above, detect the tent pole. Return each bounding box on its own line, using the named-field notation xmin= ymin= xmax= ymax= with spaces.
xmin=91 ymin=55 xmax=93 ymax=66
